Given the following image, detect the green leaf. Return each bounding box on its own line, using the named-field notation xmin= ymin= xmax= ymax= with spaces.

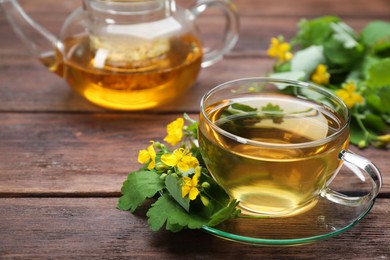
xmin=331 ymin=22 xmax=359 ymax=49
xmin=261 ymin=103 xmax=284 ymax=114
xmin=290 ymin=45 xmax=325 ymax=76
xmin=261 ymin=103 xmax=284 ymax=123
xmin=200 ymin=171 xmax=230 ymax=208
xmin=165 ymin=174 xmax=190 ymax=212
xmin=360 ymin=21 xmax=390 ymax=57
xmin=273 ymin=61 xmax=291 ymax=73
xmin=361 ymin=21 xmax=390 ymax=48
xmin=372 ymin=40 xmax=390 ymax=57
xmin=366 ymin=94 xmax=382 ymax=113
xmin=366 ymin=58 xmax=390 ymax=87
xmin=366 ymin=87 xmax=390 ymax=114
xmin=208 ymin=200 xmax=240 ymax=227
xmin=361 ymin=113 xmax=388 ymax=133
xmin=270 ymin=71 xmax=306 ymax=82
xmin=293 ymin=16 xmax=340 ymax=48
xmin=118 ymin=170 xmax=164 ymax=212
xmin=323 ymin=37 xmax=364 ymax=67
xmin=165 ymin=222 xmax=184 ymax=232
xmin=382 ymin=114 xmax=390 ymax=124
xmin=231 ymin=103 xmax=258 ymax=112
xmin=360 ymin=55 xmax=381 ymax=80
xmin=146 ymin=193 xmax=209 ymax=231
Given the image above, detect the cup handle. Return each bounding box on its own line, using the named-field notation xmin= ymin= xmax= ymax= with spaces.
xmin=190 ymin=0 xmax=239 ymax=68
xmin=321 ymin=150 xmax=382 ymax=207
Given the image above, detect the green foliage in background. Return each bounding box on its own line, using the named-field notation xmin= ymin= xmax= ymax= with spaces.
xmin=270 ymin=16 xmax=390 ymax=148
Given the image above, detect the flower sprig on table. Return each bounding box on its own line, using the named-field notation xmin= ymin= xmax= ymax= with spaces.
xmin=117 ymin=115 xmax=240 ymax=232
xmin=267 ymin=16 xmax=390 ymax=148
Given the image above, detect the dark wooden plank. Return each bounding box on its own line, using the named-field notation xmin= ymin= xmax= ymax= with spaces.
xmin=0 ymin=113 xmax=388 ymax=195
xmin=0 ymin=113 xmax=193 ymax=195
xmin=10 ymin=0 xmax=390 ymax=18
xmin=0 ymin=197 xmax=389 ymax=259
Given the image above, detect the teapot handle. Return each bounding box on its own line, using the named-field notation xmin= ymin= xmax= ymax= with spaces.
xmin=190 ymin=0 xmax=239 ymax=68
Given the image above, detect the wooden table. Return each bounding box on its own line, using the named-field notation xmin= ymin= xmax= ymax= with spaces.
xmin=1 ymin=0 xmax=389 ymax=258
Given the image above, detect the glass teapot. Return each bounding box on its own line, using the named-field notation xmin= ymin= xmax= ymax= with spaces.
xmin=1 ymin=0 xmax=239 ymax=110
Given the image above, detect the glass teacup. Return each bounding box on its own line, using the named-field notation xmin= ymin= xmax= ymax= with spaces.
xmin=198 ymin=77 xmax=382 ymax=217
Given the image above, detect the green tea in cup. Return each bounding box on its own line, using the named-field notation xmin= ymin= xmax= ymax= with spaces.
xmin=198 ymin=78 xmax=382 ymax=217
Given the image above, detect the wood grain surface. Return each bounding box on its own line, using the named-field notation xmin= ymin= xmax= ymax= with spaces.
xmin=0 ymin=0 xmax=389 ymax=259
xmin=0 ymin=198 xmax=389 ymax=259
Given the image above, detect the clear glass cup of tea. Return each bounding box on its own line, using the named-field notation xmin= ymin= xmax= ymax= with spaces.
xmin=198 ymin=77 xmax=382 ymax=217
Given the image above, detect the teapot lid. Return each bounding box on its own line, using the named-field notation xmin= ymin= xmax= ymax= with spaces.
xmin=84 ymin=0 xmax=173 ymax=16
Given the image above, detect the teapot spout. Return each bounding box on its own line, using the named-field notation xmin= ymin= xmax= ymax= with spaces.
xmin=1 ymin=0 xmax=64 ymax=77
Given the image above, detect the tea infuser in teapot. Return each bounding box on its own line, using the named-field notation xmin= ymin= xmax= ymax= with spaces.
xmin=1 ymin=0 xmax=239 ymax=110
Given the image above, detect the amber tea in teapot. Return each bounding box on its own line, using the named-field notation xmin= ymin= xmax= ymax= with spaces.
xmin=40 ymin=33 xmax=202 ymax=110
xmin=1 ymin=0 xmax=239 ymax=110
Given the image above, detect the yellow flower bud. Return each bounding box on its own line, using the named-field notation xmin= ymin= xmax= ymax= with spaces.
xmin=201 ymin=182 xmax=210 ymax=189
xmin=155 ymin=162 xmax=169 ymax=171
xmin=358 ymin=139 xmax=367 ymax=149
xmin=200 ymin=195 xmax=210 ymax=206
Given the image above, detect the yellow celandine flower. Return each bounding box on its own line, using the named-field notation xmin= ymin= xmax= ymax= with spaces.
xmin=267 ymin=37 xmax=293 ymax=62
xmin=164 ymin=118 xmax=184 ymax=146
xmin=160 ymin=148 xmax=199 ymax=172
xmin=181 ymin=166 xmax=201 ymax=200
xmin=335 ymin=81 xmax=364 ymax=109
xmin=137 ymin=141 xmax=156 ymax=170
xmin=311 ymin=64 xmax=330 ymax=85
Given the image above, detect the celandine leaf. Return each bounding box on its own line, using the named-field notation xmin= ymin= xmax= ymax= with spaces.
xmin=117 ymin=170 xmax=164 ymax=212
xmin=165 ymin=174 xmax=190 ymax=212
xmin=366 ymin=87 xmax=390 ymax=114
xmin=270 ymin=71 xmax=306 ymax=82
xmin=261 ymin=103 xmax=284 ymax=113
xmin=231 ymin=103 xmax=258 ymax=112
xmin=367 ymin=58 xmax=390 ymax=87
xmin=166 ymin=222 xmax=184 ymax=232
xmin=330 ymin=22 xmax=359 ymax=49
xmin=146 ymin=193 xmax=208 ymax=232
xmin=201 ymin=173 xmax=230 ymax=209
xmin=208 ymin=200 xmax=241 ymax=227
xmin=361 ymin=21 xmax=390 ymax=48
xmin=361 ymin=113 xmax=388 ymax=133
xmin=290 ymin=45 xmax=325 ymax=76
xmin=293 ymin=16 xmax=340 ymax=47
xmin=323 ymin=37 xmax=364 ymax=67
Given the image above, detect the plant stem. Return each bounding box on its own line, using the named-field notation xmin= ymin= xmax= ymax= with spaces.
xmin=353 ymin=112 xmax=375 ymax=143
